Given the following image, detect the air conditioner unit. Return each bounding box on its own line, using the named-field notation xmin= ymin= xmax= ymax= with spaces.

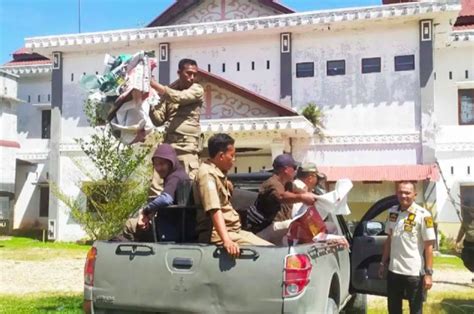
xmin=48 ymin=219 xmax=56 ymax=240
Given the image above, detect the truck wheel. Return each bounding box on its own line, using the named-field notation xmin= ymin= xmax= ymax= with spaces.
xmin=325 ymin=297 xmax=338 ymax=314
xmin=342 ymin=294 xmax=367 ymax=314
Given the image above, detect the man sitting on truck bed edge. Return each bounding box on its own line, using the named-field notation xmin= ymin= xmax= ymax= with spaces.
xmin=194 ymin=133 xmax=272 ymax=257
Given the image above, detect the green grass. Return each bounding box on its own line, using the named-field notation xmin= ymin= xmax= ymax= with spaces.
xmin=0 ymin=293 xmax=82 ymax=314
xmin=368 ymin=290 xmax=474 ymax=314
xmin=0 ymin=237 xmax=90 ymax=261
xmin=434 ymin=255 xmax=466 ymax=270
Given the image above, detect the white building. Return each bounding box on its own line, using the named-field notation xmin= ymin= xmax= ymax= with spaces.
xmin=1 ymin=0 xmax=472 ymax=240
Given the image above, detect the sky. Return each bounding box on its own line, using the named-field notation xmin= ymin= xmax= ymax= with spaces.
xmin=0 ymin=0 xmax=381 ymax=65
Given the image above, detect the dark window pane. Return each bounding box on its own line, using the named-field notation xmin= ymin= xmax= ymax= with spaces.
xmin=460 ymin=186 xmax=474 ymax=219
xmin=327 ymin=60 xmax=345 ymax=76
xmin=42 ymin=110 xmax=51 ymax=139
xmin=296 ymin=62 xmax=314 ymax=78
xmin=39 ymin=187 xmax=49 ymax=217
xmin=394 ymin=55 xmax=415 ymax=71
xmin=459 ymin=89 xmax=474 ymax=125
xmin=362 ymin=57 xmax=381 ymax=74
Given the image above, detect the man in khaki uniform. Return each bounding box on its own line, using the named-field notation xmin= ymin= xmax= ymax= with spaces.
xmin=379 ymin=181 xmax=436 ymax=314
xmin=194 ymin=133 xmax=271 ymax=257
xmin=149 ymin=58 xmax=203 ymax=196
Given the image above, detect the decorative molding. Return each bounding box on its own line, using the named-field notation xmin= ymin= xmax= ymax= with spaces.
xmin=1 ymin=64 xmax=52 ymax=76
xmin=320 ymin=132 xmax=420 ymax=145
xmin=25 ymin=2 xmax=460 ymax=50
xmin=450 ymin=30 xmax=474 ymax=42
xmin=436 ymin=142 xmax=474 ymax=152
xmin=16 ymin=152 xmax=49 ymax=161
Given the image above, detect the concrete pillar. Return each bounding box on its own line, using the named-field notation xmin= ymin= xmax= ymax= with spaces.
xmin=271 ymin=140 xmax=285 ymax=161
xmin=159 ymin=43 xmax=170 ymax=85
xmin=419 ymin=20 xmax=435 ymax=163
xmin=48 ymin=51 xmax=63 ymax=240
xmin=280 ymin=33 xmax=292 ymax=107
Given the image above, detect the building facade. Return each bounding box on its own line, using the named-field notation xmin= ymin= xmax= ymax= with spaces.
xmin=1 ymin=0 xmax=472 ymax=240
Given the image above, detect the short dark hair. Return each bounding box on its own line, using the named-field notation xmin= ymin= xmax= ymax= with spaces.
xmin=208 ymin=133 xmax=234 ymax=158
xmin=396 ymin=181 xmax=417 ymax=191
xmin=178 ymin=58 xmax=198 ymax=71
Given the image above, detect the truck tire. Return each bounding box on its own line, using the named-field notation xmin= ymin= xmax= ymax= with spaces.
xmin=342 ymin=294 xmax=367 ymax=314
xmin=325 ymin=297 xmax=339 ymax=314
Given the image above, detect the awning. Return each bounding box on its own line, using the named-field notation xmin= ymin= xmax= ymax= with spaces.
xmin=318 ymin=164 xmax=439 ymax=182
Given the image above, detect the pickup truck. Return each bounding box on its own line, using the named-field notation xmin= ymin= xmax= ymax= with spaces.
xmin=83 ymin=172 xmax=397 ymax=313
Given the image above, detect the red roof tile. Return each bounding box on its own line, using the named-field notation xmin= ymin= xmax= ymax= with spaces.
xmin=318 ymin=164 xmax=439 ymax=182
xmin=3 ymin=59 xmax=52 ymax=67
xmin=454 ymin=0 xmax=474 ymax=29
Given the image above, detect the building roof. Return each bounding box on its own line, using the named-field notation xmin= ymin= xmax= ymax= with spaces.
xmin=198 ymin=69 xmax=297 ymax=116
xmin=24 ymin=1 xmax=460 ymax=52
xmin=318 ymin=164 xmax=439 ymax=182
xmin=147 ymin=0 xmax=295 ymax=27
xmin=454 ymin=0 xmax=474 ymax=30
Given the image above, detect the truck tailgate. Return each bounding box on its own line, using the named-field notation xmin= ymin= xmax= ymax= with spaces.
xmin=89 ymin=241 xmax=289 ymax=313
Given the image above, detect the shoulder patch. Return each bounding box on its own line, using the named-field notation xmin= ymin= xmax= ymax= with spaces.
xmin=389 ymin=213 xmax=399 ymax=222
xmin=424 ymin=216 xmax=434 ymax=228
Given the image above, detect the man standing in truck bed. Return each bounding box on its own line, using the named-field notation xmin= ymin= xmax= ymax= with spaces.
xmin=149 ymin=58 xmax=203 ymax=196
xmin=194 ymin=133 xmax=271 ymax=257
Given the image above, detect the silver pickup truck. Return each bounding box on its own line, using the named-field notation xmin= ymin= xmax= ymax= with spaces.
xmin=83 ymin=174 xmax=397 ymax=313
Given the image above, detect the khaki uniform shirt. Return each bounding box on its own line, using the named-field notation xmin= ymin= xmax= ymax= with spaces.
xmin=150 ymin=83 xmax=204 ymax=154
xmin=385 ymin=203 xmax=436 ymax=276
xmin=194 ymin=161 xmax=241 ymax=243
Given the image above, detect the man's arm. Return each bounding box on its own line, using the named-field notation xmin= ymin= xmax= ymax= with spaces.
xmin=280 ymin=191 xmax=316 ymax=205
xmin=151 ymin=80 xmax=204 ymax=106
xmin=210 ymin=209 xmax=240 ymax=257
xmin=143 ymin=192 xmax=174 ymax=215
xmin=423 ymin=240 xmax=435 ymax=290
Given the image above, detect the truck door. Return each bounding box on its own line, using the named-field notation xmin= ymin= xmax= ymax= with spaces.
xmin=350 ymin=195 xmax=398 ymax=296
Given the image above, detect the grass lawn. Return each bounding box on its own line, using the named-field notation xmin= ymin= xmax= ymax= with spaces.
xmin=368 ymin=290 xmax=474 ymax=314
xmin=0 ymin=293 xmax=82 ymax=314
xmin=0 ymin=237 xmax=90 ymax=261
xmin=434 ymin=255 xmax=467 ymax=271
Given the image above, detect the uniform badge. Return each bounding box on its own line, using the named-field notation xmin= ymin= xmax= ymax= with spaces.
xmin=389 ymin=213 xmax=399 ymax=222
xmin=404 ymin=213 xmax=417 ymax=226
xmin=404 ymin=224 xmax=413 ymax=232
xmin=424 ymin=216 xmax=434 ymax=228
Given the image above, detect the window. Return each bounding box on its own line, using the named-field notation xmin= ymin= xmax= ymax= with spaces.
xmin=327 ymin=60 xmax=345 ymax=76
xmin=28 ymin=95 xmax=31 ymax=103
xmin=71 ymin=73 xmax=74 ymax=82
xmin=41 ymin=110 xmax=51 ymax=139
xmin=48 ymin=94 xmax=51 ymax=102
xmin=362 ymin=57 xmax=381 ymax=74
xmin=222 ymin=63 xmax=226 ymax=72
xmin=207 ymin=64 xmax=211 ymax=72
xmin=459 ymin=89 xmax=474 ymax=125
xmin=267 ymin=60 xmax=270 ymax=70
xmin=296 ymin=62 xmax=314 ymax=78
xmin=251 ymin=61 xmax=255 ymax=70
xmin=39 ymin=186 xmax=49 ymax=217
xmin=37 ymin=95 xmax=41 ymax=103
xmin=236 ymin=62 xmax=240 ymax=71
xmin=394 ymin=55 xmax=415 ymax=71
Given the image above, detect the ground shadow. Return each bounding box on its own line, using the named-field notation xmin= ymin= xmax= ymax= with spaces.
xmin=440 ymin=298 xmax=474 ymax=314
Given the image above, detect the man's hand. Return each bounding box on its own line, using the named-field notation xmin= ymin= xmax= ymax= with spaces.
xmin=137 ymin=211 xmax=152 ymax=230
xmin=223 ymin=239 xmax=240 ymax=258
xmin=378 ymin=263 xmax=386 ymax=279
xmin=301 ymin=192 xmax=316 ymax=205
xmin=424 ymin=275 xmax=433 ymax=290
xmin=455 ymin=241 xmax=463 ymax=253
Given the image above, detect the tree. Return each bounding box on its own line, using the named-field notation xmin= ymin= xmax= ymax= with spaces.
xmin=52 ymin=99 xmax=159 ymax=240
xmin=301 ymin=102 xmax=325 ymax=139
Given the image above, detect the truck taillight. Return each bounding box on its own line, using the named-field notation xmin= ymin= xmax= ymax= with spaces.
xmin=283 ymin=253 xmax=312 ymax=297
xmin=84 ymin=247 xmax=97 ymax=286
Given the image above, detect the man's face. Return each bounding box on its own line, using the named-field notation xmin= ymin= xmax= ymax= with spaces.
xmin=303 ymin=173 xmax=318 ymax=190
xmin=153 ymin=157 xmax=172 ymax=178
xmin=216 ymin=145 xmax=236 ymax=173
xmin=178 ymin=64 xmax=198 ymax=88
xmin=282 ymin=165 xmax=297 ymax=181
xmin=396 ymin=182 xmax=417 ymax=209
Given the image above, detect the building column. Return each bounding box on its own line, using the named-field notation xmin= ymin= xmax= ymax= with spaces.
xmin=271 ymin=140 xmax=285 ymax=161
xmin=419 ymin=19 xmax=435 ymax=163
xmin=159 ymin=43 xmax=170 ymax=85
xmin=48 ymin=51 xmax=63 ymax=240
xmin=280 ymin=33 xmax=292 ymax=107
